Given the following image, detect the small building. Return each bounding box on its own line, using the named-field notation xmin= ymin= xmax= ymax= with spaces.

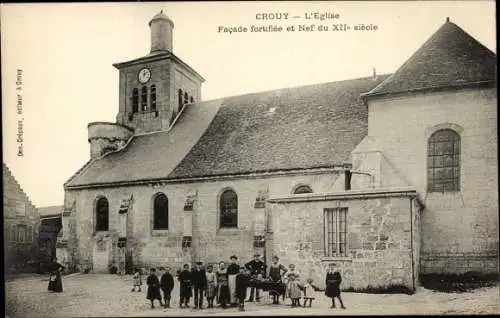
xmin=38 ymin=206 xmax=63 ymax=272
xmin=3 ymin=163 xmax=40 ymax=274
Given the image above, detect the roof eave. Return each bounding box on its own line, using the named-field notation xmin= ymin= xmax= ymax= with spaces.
xmin=361 ymin=80 xmax=497 ymax=102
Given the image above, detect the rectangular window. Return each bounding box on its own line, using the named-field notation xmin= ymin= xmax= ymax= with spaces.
xmin=324 ymin=208 xmax=348 ymax=257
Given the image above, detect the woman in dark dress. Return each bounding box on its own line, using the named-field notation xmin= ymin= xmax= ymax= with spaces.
xmin=216 ymin=261 xmax=230 ymax=308
xmin=325 ymin=263 xmax=346 ymax=309
xmin=47 ymin=258 xmax=65 ymax=293
xmin=267 ymin=256 xmax=287 ymax=304
xmin=146 ymin=268 xmax=164 ymax=309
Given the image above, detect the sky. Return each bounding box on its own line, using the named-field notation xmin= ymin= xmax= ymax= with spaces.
xmin=1 ymin=1 xmax=496 ymax=207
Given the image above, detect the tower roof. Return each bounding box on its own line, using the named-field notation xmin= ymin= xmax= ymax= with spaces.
xmin=363 ymin=18 xmax=496 ymax=98
xmin=149 ymin=10 xmax=174 ymax=27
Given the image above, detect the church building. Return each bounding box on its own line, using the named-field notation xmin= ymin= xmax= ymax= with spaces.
xmin=61 ymin=12 xmax=497 ymax=291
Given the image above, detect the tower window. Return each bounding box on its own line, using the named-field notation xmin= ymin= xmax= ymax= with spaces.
xmin=95 ymin=197 xmax=109 ymax=232
xmin=190 ymin=96 xmax=194 ymax=103
xmin=220 ymin=189 xmax=238 ymax=228
xmin=427 ymin=129 xmax=460 ymax=192
xmin=153 ymin=193 xmax=169 ymax=230
xmin=132 ymin=88 xmax=139 ymax=114
xmin=184 ymin=92 xmax=188 ymax=106
xmin=150 ymin=85 xmax=157 ymax=112
xmin=141 ymin=86 xmax=148 ymax=112
xmin=178 ymin=89 xmax=183 ymax=112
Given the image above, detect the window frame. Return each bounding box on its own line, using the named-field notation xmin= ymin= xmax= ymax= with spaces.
xmin=132 ymin=88 xmax=139 ymax=114
xmin=219 ymin=188 xmax=238 ymax=229
xmin=95 ymin=197 xmax=109 ymax=232
xmin=324 ymin=208 xmax=348 ymax=258
xmin=292 ymin=184 xmax=313 ymax=194
xmin=141 ymin=86 xmax=148 ymax=112
xmin=150 ymin=85 xmax=157 ymax=112
xmin=152 ymin=192 xmax=169 ymax=231
xmin=427 ymin=128 xmax=461 ymax=192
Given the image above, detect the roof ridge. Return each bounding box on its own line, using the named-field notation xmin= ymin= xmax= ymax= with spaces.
xmin=202 ymin=74 xmax=392 ymax=104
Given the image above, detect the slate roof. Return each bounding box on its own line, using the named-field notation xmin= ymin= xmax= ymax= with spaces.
xmin=64 ymin=99 xmax=223 ymax=188
xmin=168 ymin=75 xmax=389 ymax=179
xmin=38 ymin=205 xmax=63 ymax=218
xmin=363 ymin=19 xmax=496 ymax=98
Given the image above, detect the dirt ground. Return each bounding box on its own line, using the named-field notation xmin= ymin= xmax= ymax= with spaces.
xmin=4 ymin=274 xmax=499 ymax=317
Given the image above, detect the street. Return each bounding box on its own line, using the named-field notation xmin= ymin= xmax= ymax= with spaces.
xmin=5 ymin=274 xmax=499 ymax=317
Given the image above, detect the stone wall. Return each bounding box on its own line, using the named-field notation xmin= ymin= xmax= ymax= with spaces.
xmin=267 ymin=189 xmax=420 ymax=291
xmin=367 ymin=87 xmax=498 ymax=275
xmin=64 ymin=170 xmax=346 ymax=272
xmin=3 ymin=164 xmax=40 ymax=273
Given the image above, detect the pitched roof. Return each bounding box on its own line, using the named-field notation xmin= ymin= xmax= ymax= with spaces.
xmin=167 ymin=75 xmax=389 ymax=179
xmin=64 ymin=99 xmax=223 ymax=188
xmin=38 ymin=205 xmax=63 ymax=218
xmin=363 ymin=19 xmax=496 ymax=98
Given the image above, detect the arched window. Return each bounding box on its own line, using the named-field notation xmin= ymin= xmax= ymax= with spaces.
xmin=153 ymin=193 xmax=169 ymax=230
xmin=293 ymin=184 xmax=313 ymax=194
xmin=190 ymin=96 xmax=194 ymax=103
xmin=427 ymin=129 xmax=460 ymax=192
xmin=178 ymin=89 xmax=183 ymax=112
xmin=95 ymin=197 xmax=109 ymax=231
xmin=220 ymin=189 xmax=238 ymax=228
xmin=184 ymin=92 xmax=189 ymax=106
xmin=150 ymin=85 xmax=157 ymax=112
xmin=132 ymin=88 xmax=139 ymax=114
xmin=141 ymin=86 xmax=148 ymax=112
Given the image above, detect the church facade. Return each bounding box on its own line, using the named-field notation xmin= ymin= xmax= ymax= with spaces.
xmin=61 ymin=12 xmax=497 ymax=291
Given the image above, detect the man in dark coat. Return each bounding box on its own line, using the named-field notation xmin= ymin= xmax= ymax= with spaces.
xmin=244 ymin=254 xmax=267 ymax=302
xmin=160 ymin=266 xmax=175 ymax=308
xmin=235 ymin=267 xmax=251 ymax=311
xmin=325 ymin=263 xmax=346 ymax=309
xmin=191 ymin=262 xmax=207 ymax=309
xmin=178 ymin=264 xmax=193 ymax=308
xmin=146 ymin=268 xmax=163 ymax=309
xmin=227 ymin=255 xmax=240 ymax=306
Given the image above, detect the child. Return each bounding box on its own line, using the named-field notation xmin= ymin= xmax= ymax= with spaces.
xmin=287 ymin=274 xmax=303 ymax=307
xmin=178 ymin=264 xmax=193 ymax=308
xmin=285 ymin=264 xmax=300 ymax=302
xmin=235 ymin=267 xmax=251 ymax=311
xmin=131 ymin=268 xmax=142 ymax=292
xmin=205 ymin=264 xmax=217 ymax=308
xmin=160 ymin=266 xmax=174 ymax=308
xmin=325 ymin=263 xmax=346 ymax=309
xmin=146 ymin=268 xmax=164 ymax=309
xmin=302 ymin=278 xmax=322 ymax=307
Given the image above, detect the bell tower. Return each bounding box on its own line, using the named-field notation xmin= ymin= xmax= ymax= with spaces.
xmin=113 ymin=10 xmax=205 ymax=134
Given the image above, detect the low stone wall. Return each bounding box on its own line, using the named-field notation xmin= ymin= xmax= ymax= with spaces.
xmin=267 ymin=189 xmax=420 ymax=291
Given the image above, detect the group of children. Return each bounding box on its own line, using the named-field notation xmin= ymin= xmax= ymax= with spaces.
xmin=132 ymin=254 xmax=346 ymax=311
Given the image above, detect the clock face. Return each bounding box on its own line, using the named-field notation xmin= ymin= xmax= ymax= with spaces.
xmin=138 ymin=68 xmax=151 ymax=83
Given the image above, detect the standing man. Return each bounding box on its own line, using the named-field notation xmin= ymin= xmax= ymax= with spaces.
xmin=227 ymin=255 xmax=240 ymax=306
xmin=178 ymin=264 xmax=193 ymax=308
xmin=191 ymin=262 xmax=207 ymax=309
xmin=245 ymin=254 xmax=267 ymax=302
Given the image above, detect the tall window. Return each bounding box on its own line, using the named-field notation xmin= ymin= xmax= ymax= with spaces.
xmin=178 ymin=89 xmax=183 ymax=112
xmin=324 ymin=208 xmax=348 ymax=257
xmin=427 ymin=129 xmax=460 ymax=192
xmin=141 ymin=86 xmax=148 ymax=112
xmin=10 ymin=225 xmax=16 ymax=242
xmin=18 ymin=225 xmax=26 ymax=243
xmin=150 ymin=85 xmax=157 ymax=112
xmin=95 ymin=197 xmax=109 ymax=232
xmin=132 ymin=88 xmax=139 ymax=114
xmin=190 ymin=96 xmax=194 ymax=103
xmin=153 ymin=193 xmax=169 ymax=230
xmin=220 ymin=189 xmax=238 ymax=228
xmin=293 ymin=185 xmax=313 ymax=194
xmin=27 ymin=226 xmax=33 ymax=242
xmin=184 ymin=92 xmax=189 ymax=106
